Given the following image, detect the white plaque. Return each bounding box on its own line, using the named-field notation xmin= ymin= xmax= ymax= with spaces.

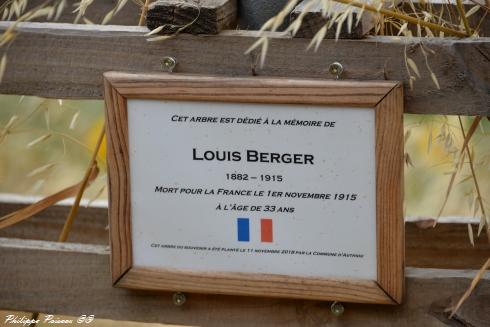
xmin=128 ymin=100 xmax=377 ymax=280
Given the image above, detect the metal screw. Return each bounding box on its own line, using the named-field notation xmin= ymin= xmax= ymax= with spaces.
xmin=329 ymin=62 xmax=344 ymax=79
xmin=330 ymin=301 xmax=344 ymax=316
xmin=161 ymin=56 xmax=177 ymax=72
xmin=172 ymin=292 xmax=186 ymax=306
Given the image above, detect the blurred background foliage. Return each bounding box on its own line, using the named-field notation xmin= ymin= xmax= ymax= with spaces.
xmin=0 ymin=94 xmax=488 ymax=219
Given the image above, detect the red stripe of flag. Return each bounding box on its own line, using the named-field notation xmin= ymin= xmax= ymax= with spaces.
xmin=261 ymin=218 xmax=273 ymax=243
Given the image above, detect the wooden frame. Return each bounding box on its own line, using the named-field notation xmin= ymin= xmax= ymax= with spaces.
xmin=103 ymin=72 xmax=404 ymax=305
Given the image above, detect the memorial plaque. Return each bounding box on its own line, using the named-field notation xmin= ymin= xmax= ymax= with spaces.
xmin=104 ymin=72 xmax=404 ymax=304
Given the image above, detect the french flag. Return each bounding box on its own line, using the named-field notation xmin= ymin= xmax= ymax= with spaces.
xmin=237 ymin=218 xmax=273 ymax=243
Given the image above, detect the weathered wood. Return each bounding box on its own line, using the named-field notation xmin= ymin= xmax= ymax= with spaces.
xmin=146 ymin=0 xmax=237 ymax=34
xmin=104 ymin=72 xmax=403 ymax=304
xmin=2 ymin=0 xmax=140 ymax=25
xmin=0 ymin=200 xmax=108 ymax=244
xmin=0 ymin=22 xmax=488 ymax=115
xmin=1 ymin=198 xmax=489 ymax=269
xmin=405 ymin=221 xmax=490 ymax=269
xmin=290 ymin=0 xmax=372 ymax=39
xmin=0 ymin=238 xmax=488 ymax=326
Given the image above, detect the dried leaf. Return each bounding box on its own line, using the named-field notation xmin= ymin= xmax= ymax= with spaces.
xmin=82 ymin=17 xmax=94 ymax=24
xmin=27 ymin=134 xmax=52 ymax=148
xmin=467 ymin=223 xmax=474 ymax=247
xmin=69 ymin=111 xmax=80 ymax=130
xmin=0 ymin=54 xmax=7 ymax=83
xmin=2 ymin=8 xmax=8 ymax=21
xmin=245 ymin=37 xmax=265 ymax=55
xmin=55 ymin=0 xmax=66 ymax=21
xmin=398 ymin=22 xmax=408 ymax=36
xmin=4 ymin=115 xmax=18 ymax=130
xmin=146 ymin=35 xmax=174 ymax=42
xmin=406 ymin=57 xmax=421 ymax=78
xmin=307 ymin=25 xmax=327 ymax=52
xmin=101 ymin=8 xmax=115 ymax=25
xmin=27 ymin=163 xmax=56 ymax=177
xmin=478 ymin=215 xmax=485 ymax=236
xmin=430 ymin=72 xmax=440 ymax=89
xmin=465 ymin=5 xmax=480 ymax=18
xmin=145 ymin=25 xmax=165 ymax=36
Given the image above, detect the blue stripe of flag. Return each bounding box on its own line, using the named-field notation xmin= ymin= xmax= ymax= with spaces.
xmin=237 ymin=218 xmax=250 ymax=242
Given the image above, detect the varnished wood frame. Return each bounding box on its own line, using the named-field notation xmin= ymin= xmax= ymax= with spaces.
xmin=104 ymin=72 xmax=404 ymax=305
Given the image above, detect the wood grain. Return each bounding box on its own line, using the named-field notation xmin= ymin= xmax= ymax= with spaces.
xmin=146 ymin=0 xmax=237 ymax=34
xmin=374 ymin=84 xmax=405 ymax=304
xmin=119 ymin=267 xmax=393 ymax=304
xmin=0 ymin=238 xmax=489 ymax=327
xmin=0 ymin=22 xmax=488 ymax=115
xmin=105 ymin=71 xmax=396 ymax=105
xmin=104 ymin=80 xmax=132 ymax=283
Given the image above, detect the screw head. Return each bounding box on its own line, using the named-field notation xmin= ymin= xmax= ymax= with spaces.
xmin=161 ymin=56 xmax=177 ymax=72
xmin=330 ymin=301 xmax=344 ymax=316
xmin=172 ymin=292 xmax=186 ymax=306
xmin=328 ymin=62 xmax=344 ymax=79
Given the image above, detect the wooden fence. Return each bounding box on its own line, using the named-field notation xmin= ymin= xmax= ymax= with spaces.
xmin=0 ymin=3 xmax=489 ymax=325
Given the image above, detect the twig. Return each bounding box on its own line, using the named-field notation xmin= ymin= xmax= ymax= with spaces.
xmin=456 ymin=0 xmax=472 ymax=36
xmin=458 ymin=116 xmax=489 ymax=242
xmin=138 ymin=0 xmax=151 ymax=26
xmin=58 ymin=123 xmax=105 ymax=242
xmin=435 ymin=116 xmax=482 ymax=226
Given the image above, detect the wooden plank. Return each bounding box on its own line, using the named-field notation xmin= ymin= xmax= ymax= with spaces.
xmin=1 ymin=199 xmax=489 ymax=269
xmin=146 ymin=0 xmax=237 ymax=34
xmin=3 ymin=0 xmax=140 ymax=25
xmin=0 ymin=22 xmax=488 ymax=115
xmin=405 ymin=221 xmax=490 ymax=269
xmin=0 ymin=238 xmax=488 ymax=326
xmin=104 ymin=75 xmax=132 ymax=283
xmin=290 ymin=0 xmax=373 ymax=39
xmin=0 ymin=198 xmax=108 ymax=244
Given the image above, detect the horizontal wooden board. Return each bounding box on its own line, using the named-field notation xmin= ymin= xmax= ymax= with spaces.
xmin=4 ymin=0 xmax=141 ymax=25
xmin=0 ymin=22 xmax=488 ymax=115
xmin=0 ymin=237 xmax=488 ymax=326
xmin=0 ymin=199 xmax=489 ymax=269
